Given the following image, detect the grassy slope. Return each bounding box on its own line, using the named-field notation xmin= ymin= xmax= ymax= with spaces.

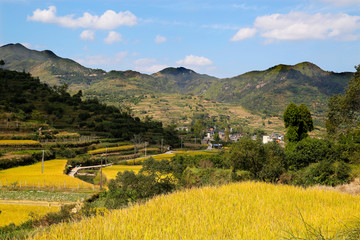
xmin=31 ymin=181 xmax=360 ymax=239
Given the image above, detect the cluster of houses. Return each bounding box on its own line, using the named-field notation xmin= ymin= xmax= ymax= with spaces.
xmin=201 ymin=127 xmax=284 ymax=148
xmin=176 ymin=125 xmax=285 ymax=149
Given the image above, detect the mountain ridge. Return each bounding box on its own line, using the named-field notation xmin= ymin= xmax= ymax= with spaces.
xmin=0 ymin=43 xmax=354 ymax=118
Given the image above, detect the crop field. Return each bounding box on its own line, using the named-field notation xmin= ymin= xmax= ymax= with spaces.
xmin=31 ymin=181 xmax=360 ymax=239
xmin=0 ymin=191 xmax=92 ymax=202
xmin=102 ymin=165 xmax=142 ymax=180
xmin=0 ymin=140 xmax=40 ymax=146
xmin=172 ymin=150 xmax=216 ymax=156
xmin=0 ymin=201 xmax=60 ymax=226
xmin=88 ymin=145 xmax=134 ymax=155
xmin=0 ymin=160 xmax=95 ymax=191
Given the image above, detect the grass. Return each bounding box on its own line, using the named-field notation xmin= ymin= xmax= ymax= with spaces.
xmin=102 ymin=165 xmax=142 ymax=180
xmin=0 ymin=202 xmax=60 ymax=227
xmin=30 ymin=181 xmax=360 ymax=239
xmin=0 ymin=159 xmax=95 ymax=191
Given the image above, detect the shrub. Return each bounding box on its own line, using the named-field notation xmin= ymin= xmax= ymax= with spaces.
xmin=285 ymin=138 xmax=338 ymax=171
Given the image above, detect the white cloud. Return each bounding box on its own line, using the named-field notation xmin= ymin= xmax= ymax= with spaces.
xmin=176 ymin=55 xmax=213 ymax=66
xmin=133 ymin=58 xmax=168 ymax=73
xmin=76 ymin=51 xmax=127 ymax=66
xmin=155 ymin=35 xmax=167 ymax=44
xmin=27 ymin=6 xmax=137 ymax=30
xmin=80 ymin=30 xmax=95 ymax=41
xmin=230 ymin=28 xmax=257 ymax=41
xmin=232 ymin=12 xmax=360 ymax=42
xmin=104 ymin=31 xmax=122 ymax=44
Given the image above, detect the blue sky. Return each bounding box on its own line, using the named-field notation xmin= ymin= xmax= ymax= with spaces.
xmin=1 ymin=0 xmax=360 ymax=78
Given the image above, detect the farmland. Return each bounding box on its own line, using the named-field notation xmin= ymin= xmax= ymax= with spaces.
xmin=31 ymin=181 xmax=360 ymax=239
xmin=102 ymin=165 xmax=142 ymax=180
xmin=0 ymin=160 xmax=95 ymax=191
xmin=0 ymin=201 xmax=60 ymax=226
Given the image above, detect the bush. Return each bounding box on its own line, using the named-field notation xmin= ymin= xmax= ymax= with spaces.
xmin=182 ymin=167 xmax=232 ymax=188
xmin=292 ymin=160 xmax=352 ymax=186
xmin=285 ymin=138 xmax=338 ymax=171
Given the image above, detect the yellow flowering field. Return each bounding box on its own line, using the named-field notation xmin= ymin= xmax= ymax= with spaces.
xmin=88 ymin=145 xmax=134 ymax=155
xmin=31 ymin=181 xmax=360 ymax=239
xmin=0 ymin=160 xmax=94 ymax=191
xmin=102 ymin=165 xmax=142 ymax=180
xmin=0 ymin=201 xmax=60 ymax=226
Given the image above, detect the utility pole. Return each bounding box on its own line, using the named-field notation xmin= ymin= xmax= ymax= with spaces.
xmin=41 ymin=150 xmax=44 ymax=174
xmin=161 ymin=138 xmax=163 ymax=153
xmin=100 ymin=156 xmax=103 ymax=190
xmin=105 ymin=146 xmax=108 ymax=165
xmin=145 ymin=142 xmax=147 ymax=156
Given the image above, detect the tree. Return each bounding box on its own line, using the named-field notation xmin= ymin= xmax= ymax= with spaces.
xmin=0 ymin=59 xmax=5 ymax=67
xmin=283 ymin=103 xmax=314 ymax=142
xmin=226 ymin=137 xmax=265 ymax=178
xmin=326 ymin=65 xmax=360 ymax=138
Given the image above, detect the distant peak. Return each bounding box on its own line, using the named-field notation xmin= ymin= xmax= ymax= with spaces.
xmin=41 ymin=50 xmax=58 ymax=58
xmin=159 ymin=67 xmax=196 ymax=75
xmin=1 ymin=43 xmax=27 ymax=49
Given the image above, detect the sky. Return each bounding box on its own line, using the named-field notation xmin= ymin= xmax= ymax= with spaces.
xmin=1 ymin=0 xmax=360 ymax=78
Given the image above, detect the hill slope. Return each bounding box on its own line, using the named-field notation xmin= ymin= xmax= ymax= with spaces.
xmin=0 ymin=69 xmax=179 ymax=144
xmin=31 ymin=181 xmax=360 ymax=239
xmin=0 ymin=43 xmax=353 ymax=120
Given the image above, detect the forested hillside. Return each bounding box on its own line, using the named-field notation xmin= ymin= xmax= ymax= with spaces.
xmin=0 ymin=69 xmax=179 ymax=145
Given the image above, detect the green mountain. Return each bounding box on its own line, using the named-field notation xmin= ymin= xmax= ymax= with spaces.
xmin=0 ymin=43 xmax=353 ymax=119
xmin=152 ymin=67 xmax=218 ymax=94
xmin=0 ymin=68 xmax=179 ymax=145
xmin=202 ymin=62 xmax=352 ymax=116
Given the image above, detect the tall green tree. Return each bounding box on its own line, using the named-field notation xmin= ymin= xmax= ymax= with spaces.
xmin=326 ymin=65 xmax=360 ymax=138
xmin=283 ymin=103 xmax=314 ymax=142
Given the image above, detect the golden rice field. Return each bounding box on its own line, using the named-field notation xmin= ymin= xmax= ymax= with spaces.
xmin=0 ymin=201 xmax=60 ymax=226
xmin=0 ymin=160 xmax=94 ymax=191
xmin=88 ymin=145 xmax=134 ymax=155
xmin=102 ymin=165 xmax=142 ymax=180
xmin=172 ymin=150 xmax=215 ymax=156
xmin=0 ymin=140 xmax=40 ymax=146
xmin=31 ymin=181 xmax=360 ymax=239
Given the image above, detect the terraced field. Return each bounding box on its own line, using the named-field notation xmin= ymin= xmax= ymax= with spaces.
xmin=0 ymin=160 xmax=95 ymax=191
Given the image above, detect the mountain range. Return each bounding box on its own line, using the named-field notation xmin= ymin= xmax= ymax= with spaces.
xmin=0 ymin=43 xmax=354 ymax=120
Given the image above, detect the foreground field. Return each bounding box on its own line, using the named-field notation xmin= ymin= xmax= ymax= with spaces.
xmin=0 ymin=160 xmax=94 ymax=191
xmin=31 ymin=182 xmax=360 ymax=239
xmin=0 ymin=201 xmax=60 ymax=226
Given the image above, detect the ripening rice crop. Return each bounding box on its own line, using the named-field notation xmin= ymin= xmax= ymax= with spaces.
xmin=31 ymin=181 xmax=360 ymax=239
xmin=0 ymin=201 xmax=60 ymax=226
xmin=88 ymin=145 xmax=134 ymax=155
xmin=0 ymin=160 xmax=94 ymax=190
xmin=172 ymin=150 xmax=216 ymax=156
xmin=126 ymin=153 xmax=175 ymax=164
xmin=0 ymin=140 xmax=40 ymax=146
xmin=102 ymin=165 xmax=142 ymax=180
